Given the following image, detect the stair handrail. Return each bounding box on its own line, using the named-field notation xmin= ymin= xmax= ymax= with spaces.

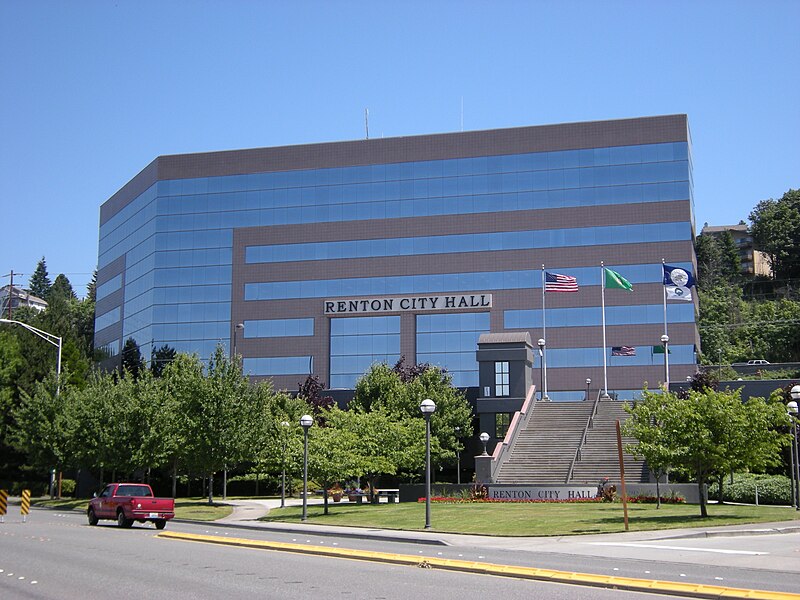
xmin=565 ymin=387 xmax=603 ymax=483
xmin=490 ymin=384 xmax=537 ymax=482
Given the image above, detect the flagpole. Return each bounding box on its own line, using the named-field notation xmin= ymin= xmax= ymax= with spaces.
xmin=541 ymin=265 xmax=548 ymax=401
xmin=601 ymin=261 xmax=609 ymax=399
xmin=662 ymin=258 xmax=668 ymax=338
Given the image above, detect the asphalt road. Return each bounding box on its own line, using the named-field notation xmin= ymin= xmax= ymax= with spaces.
xmin=0 ymin=509 xmax=707 ymax=600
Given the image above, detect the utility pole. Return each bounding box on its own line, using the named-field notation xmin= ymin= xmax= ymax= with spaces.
xmin=2 ymin=271 xmax=23 ymax=319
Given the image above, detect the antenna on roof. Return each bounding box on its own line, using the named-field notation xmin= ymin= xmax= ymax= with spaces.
xmin=460 ymin=97 xmax=464 ymax=132
xmin=365 ymin=108 xmax=369 ymax=139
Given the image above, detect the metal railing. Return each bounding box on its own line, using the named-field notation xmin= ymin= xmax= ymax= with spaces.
xmin=565 ymin=388 xmax=603 ymax=483
xmin=490 ymin=385 xmax=538 ymax=482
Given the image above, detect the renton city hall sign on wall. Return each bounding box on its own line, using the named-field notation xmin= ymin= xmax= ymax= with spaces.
xmin=324 ymin=294 xmax=492 ymax=315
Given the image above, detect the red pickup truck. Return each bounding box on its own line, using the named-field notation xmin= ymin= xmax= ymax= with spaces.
xmin=88 ymin=483 xmax=175 ymax=530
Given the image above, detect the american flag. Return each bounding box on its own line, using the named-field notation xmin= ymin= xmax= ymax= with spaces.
xmin=545 ymin=272 xmax=578 ymax=292
xmin=612 ymin=346 xmax=636 ymax=356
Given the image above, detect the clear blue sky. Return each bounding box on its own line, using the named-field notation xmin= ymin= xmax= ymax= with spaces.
xmin=2 ymin=0 xmax=797 ymax=297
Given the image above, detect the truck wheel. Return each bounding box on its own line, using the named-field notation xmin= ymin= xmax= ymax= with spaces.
xmin=87 ymin=508 xmax=99 ymax=526
xmin=154 ymin=519 xmax=167 ymax=530
xmin=117 ymin=511 xmax=133 ymax=528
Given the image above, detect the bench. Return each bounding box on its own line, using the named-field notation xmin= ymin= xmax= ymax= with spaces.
xmin=346 ymin=489 xmax=400 ymax=504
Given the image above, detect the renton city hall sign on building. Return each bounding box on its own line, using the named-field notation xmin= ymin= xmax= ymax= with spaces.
xmin=324 ymin=294 xmax=492 ymax=315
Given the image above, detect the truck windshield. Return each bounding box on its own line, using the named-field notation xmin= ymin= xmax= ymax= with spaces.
xmin=117 ymin=485 xmax=152 ymax=497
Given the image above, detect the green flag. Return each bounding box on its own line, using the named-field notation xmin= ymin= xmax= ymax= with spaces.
xmin=652 ymin=345 xmax=672 ymax=354
xmin=604 ymin=267 xmax=633 ymax=291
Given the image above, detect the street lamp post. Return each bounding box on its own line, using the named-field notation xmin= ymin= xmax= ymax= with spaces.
xmin=537 ymin=338 xmax=548 ymax=401
xmin=454 ymin=426 xmax=461 ymax=485
xmin=300 ymin=414 xmax=313 ymax=521
xmin=232 ymin=323 xmax=244 ymax=362
xmin=479 ymin=432 xmax=490 ymax=456
xmin=0 ymin=319 xmax=62 ymax=394
xmin=790 ymin=385 xmax=800 ymax=511
xmin=660 ymin=334 xmax=670 ymax=390
xmin=420 ymin=398 xmax=436 ymax=530
xmin=280 ymin=421 xmax=290 ymax=508
xmin=585 ymin=378 xmax=591 ymax=401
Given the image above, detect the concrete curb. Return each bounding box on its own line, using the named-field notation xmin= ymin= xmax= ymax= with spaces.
xmin=177 ymin=517 xmax=449 ymax=546
xmin=158 ymin=530 xmax=800 ymax=600
xmin=656 ymin=525 xmax=800 ymax=540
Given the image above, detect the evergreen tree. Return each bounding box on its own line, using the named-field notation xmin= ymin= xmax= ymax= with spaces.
xmin=86 ymin=270 xmax=97 ymax=303
xmin=695 ymin=234 xmax=723 ymax=289
xmin=718 ymin=231 xmax=742 ymax=284
xmin=150 ymin=344 xmax=177 ymax=377
xmin=50 ymin=274 xmax=77 ymax=302
xmin=121 ymin=338 xmax=145 ymax=380
xmin=28 ymin=257 xmax=52 ymax=300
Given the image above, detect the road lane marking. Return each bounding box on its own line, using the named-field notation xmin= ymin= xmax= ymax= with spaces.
xmin=589 ymin=542 xmax=769 ymax=555
xmin=158 ymin=531 xmax=800 ymax=600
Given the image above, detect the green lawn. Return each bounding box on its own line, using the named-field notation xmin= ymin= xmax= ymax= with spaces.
xmin=33 ymin=497 xmax=233 ymax=521
xmin=261 ymin=501 xmax=799 ymax=536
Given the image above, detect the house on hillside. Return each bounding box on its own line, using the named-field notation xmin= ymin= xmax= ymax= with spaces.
xmin=0 ymin=285 xmax=48 ymax=316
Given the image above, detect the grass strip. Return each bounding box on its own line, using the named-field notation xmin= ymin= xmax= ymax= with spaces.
xmin=261 ymin=501 xmax=798 ymax=536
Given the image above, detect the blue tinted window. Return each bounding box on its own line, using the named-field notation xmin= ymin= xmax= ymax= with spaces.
xmin=95 ymin=307 xmax=121 ymax=331
xmin=330 ymin=316 xmax=401 ymax=388
xmin=245 ymin=262 xmax=692 ymax=301
xmin=416 ymin=312 xmax=489 ymax=387
xmin=96 ymin=273 xmax=123 ymax=301
xmin=504 ymin=303 xmax=695 ymax=329
xmin=243 ymin=318 xmax=314 ymax=338
xmin=244 ymin=356 xmax=313 ymax=376
xmin=245 ymin=222 xmax=690 ymax=264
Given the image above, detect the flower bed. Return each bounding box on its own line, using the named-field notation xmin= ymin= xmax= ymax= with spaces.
xmin=417 ymin=494 xmax=685 ymax=504
xmin=418 ymin=496 xmax=603 ymax=504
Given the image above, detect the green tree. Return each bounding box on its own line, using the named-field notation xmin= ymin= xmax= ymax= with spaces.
xmin=624 ymin=387 xmax=788 ymax=517
xmin=86 ymin=270 xmax=97 ymax=303
xmin=695 ymin=233 xmax=723 ymax=289
xmin=251 ymin=392 xmax=308 ymax=496
xmin=10 ymin=372 xmax=78 ymax=474
xmin=28 ymin=257 xmax=52 ymax=300
xmin=72 ymin=369 xmax=141 ymax=478
xmin=351 ymin=362 xmax=473 ymax=470
xmin=50 ymin=274 xmax=77 ymax=302
xmin=718 ymin=231 xmax=742 ymax=285
xmin=182 ymin=346 xmax=257 ymax=504
xmin=749 ymin=189 xmax=800 ymax=281
xmin=160 ymin=353 xmax=207 ymax=496
xmin=306 ymin=411 xmax=360 ymax=515
xmin=328 ymin=408 xmax=426 ymax=502
xmin=0 ymin=330 xmax=25 ymax=479
xmin=622 ymin=390 xmax=678 ymax=508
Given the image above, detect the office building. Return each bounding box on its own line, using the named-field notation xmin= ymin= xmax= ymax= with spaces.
xmin=95 ymin=115 xmax=699 ymax=414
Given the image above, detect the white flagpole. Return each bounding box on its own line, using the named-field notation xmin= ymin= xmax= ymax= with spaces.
xmin=662 ymin=259 xmax=668 ymax=338
xmin=541 ymin=265 xmax=548 ymax=401
xmin=601 ymin=262 xmax=608 ymax=399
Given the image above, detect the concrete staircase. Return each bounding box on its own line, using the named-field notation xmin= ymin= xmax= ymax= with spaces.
xmin=494 ymin=402 xmax=594 ymax=484
xmin=569 ymin=400 xmax=649 ymax=484
xmin=493 ymin=400 xmax=649 ymax=485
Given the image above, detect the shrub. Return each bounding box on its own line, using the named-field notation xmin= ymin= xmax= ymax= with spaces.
xmin=708 ymin=473 xmax=792 ymax=505
xmin=60 ymin=479 xmax=76 ymax=497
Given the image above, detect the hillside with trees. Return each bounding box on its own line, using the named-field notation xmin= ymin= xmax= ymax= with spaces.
xmin=696 ymin=188 xmax=800 ymax=370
